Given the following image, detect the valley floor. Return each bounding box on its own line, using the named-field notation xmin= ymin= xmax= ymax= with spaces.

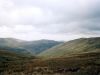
xmin=0 ymin=52 xmax=100 ymax=75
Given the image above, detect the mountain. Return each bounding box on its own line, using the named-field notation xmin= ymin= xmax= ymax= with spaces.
xmin=21 ymin=39 xmax=63 ymax=54
xmin=38 ymin=37 xmax=100 ymax=58
xmin=0 ymin=38 xmax=32 ymax=56
xmin=1 ymin=37 xmax=100 ymax=75
xmin=0 ymin=38 xmax=24 ymax=47
xmin=0 ymin=38 xmax=62 ymax=55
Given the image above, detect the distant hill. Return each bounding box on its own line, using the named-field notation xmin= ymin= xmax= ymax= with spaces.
xmin=22 ymin=39 xmax=63 ymax=54
xmin=0 ymin=38 xmax=32 ymax=56
xmin=38 ymin=37 xmax=100 ymax=58
xmin=0 ymin=38 xmax=62 ymax=55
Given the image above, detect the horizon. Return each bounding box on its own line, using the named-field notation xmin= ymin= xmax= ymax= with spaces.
xmin=1 ymin=36 xmax=100 ymax=42
xmin=0 ymin=0 xmax=100 ymax=41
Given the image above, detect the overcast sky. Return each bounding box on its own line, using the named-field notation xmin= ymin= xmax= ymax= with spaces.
xmin=0 ymin=0 xmax=100 ymax=41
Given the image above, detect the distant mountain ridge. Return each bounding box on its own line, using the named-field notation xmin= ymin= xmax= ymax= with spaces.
xmin=22 ymin=39 xmax=63 ymax=54
xmin=0 ymin=38 xmax=63 ymax=56
xmin=38 ymin=37 xmax=100 ymax=58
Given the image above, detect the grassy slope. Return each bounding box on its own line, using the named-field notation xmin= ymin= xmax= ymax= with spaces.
xmin=38 ymin=37 xmax=100 ymax=58
xmin=0 ymin=50 xmax=36 ymax=73
xmin=2 ymin=52 xmax=99 ymax=75
xmin=0 ymin=50 xmax=30 ymax=62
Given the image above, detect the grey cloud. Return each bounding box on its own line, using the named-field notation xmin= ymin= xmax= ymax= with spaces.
xmin=0 ymin=0 xmax=100 ymax=39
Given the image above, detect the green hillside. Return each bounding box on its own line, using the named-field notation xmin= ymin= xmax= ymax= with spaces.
xmin=0 ymin=50 xmax=36 ymax=73
xmin=0 ymin=50 xmax=25 ymax=62
xmin=38 ymin=37 xmax=100 ymax=58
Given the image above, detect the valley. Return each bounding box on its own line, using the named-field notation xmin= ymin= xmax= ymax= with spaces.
xmin=0 ymin=37 xmax=100 ymax=75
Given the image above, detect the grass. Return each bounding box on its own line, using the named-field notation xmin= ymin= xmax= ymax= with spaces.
xmin=0 ymin=52 xmax=100 ymax=75
xmin=38 ymin=37 xmax=100 ymax=58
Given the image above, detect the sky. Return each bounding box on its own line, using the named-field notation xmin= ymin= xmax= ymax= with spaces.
xmin=0 ymin=0 xmax=100 ymax=41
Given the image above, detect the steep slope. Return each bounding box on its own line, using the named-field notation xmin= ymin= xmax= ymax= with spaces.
xmin=38 ymin=37 xmax=100 ymax=58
